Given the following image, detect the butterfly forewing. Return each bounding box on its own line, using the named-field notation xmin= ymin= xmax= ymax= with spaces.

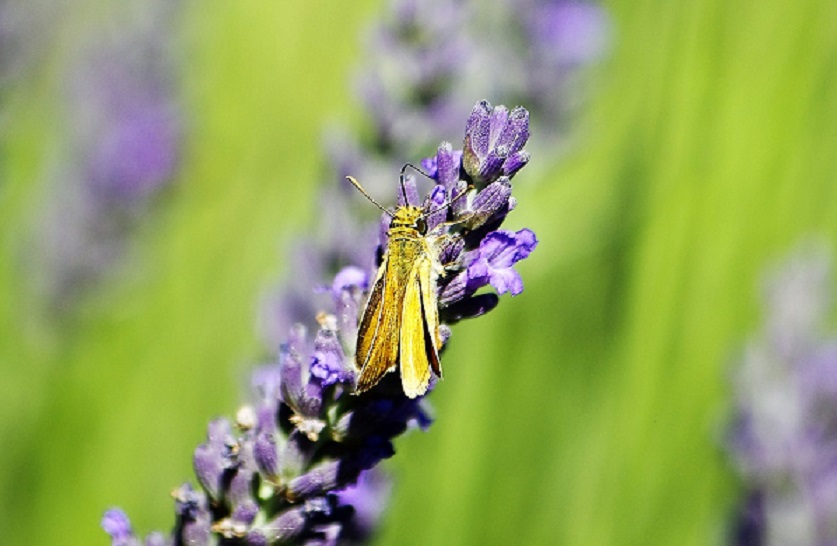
xmin=355 ymin=254 xmax=388 ymax=377
xmin=356 ymin=234 xmax=418 ymax=393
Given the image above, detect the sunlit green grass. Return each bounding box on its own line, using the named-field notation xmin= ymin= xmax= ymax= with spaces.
xmin=2 ymin=0 xmax=837 ymax=545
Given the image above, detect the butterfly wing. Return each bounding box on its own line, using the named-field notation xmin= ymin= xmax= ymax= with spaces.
xmin=399 ymin=262 xmax=433 ymax=398
xmin=418 ymin=252 xmax=442 ymax=379
xmin=355 ymin=255 xmax=387 ymax=374
xmin=356 ymin=253 xmax=402 ymax=393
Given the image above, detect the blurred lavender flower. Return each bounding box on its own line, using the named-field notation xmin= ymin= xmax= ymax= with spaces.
xmin=327 ymin=0 xmax=610 ymax=197
xmin=104 ymin=100 xmax=537 ymax=545
xmin=33 ymin=2 xmax=183 ymax=310
xmin=728 ymin=245 xmax=837 ymax=546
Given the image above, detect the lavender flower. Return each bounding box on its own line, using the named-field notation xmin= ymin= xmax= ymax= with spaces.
xmin=33 ymin=2 xmax=183 ymax=310
xmin=104 ymin=101 xmax=537 ymax=545
xmin=728 ymin=245 xmax=837 ymax=545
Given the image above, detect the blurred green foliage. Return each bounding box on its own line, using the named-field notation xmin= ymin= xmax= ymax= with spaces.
xmin=2 ymin=0 xmax=837 ymax=545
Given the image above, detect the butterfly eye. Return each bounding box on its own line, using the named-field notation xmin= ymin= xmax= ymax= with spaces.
xmin=416 ymin=217 xmax=427 ymax=235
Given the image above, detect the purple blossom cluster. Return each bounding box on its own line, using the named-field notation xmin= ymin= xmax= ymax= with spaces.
xmin=729 ymin=246 xmax=837 ymax=545
xmin=260 ymin=0 xmax=607 ymax=347
xmin=103 ymin=100 xmax=537 ymax=545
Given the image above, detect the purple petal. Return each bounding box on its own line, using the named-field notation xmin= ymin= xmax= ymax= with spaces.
xmin=490 ymin=267 xmax=524 ymax=296
xmin=480 ymin=229 xmax=538 ymax=268
xmin=420 ymin=155 xmax=437 ymax=177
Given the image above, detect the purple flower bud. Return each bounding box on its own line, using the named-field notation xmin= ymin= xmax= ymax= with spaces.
xmin=101 ymin=508 xmax=137 ymax=546
xmin=280 ymin=326 xmax=323 ymax=417
xmin=254 ymin=400 xmax=277 ymax=434
xmin=450 ymin=179 xmax=471 ymax=219
xmin=254 ymin=431 xmax=280 ymax=477
xmin=434 ymin=142 xmax=462 ymax=191
xmin=193 ymin=443 xmax=226 ymax=502
xmin=438 ymin=271 xmax=467 ymax=307
xmin=247 ymin=507 xmax=307 ymax=545
xmin=227 ymin=443 xmax=257 ymax=508
xmin=332 ymin=267 xmax=370 ymax=335
xmin=463 ymin=101 xmax=530 ymax=185
xmin=437 ymin=234 xmax=465 ymax=267
xmin=466 ymin=228 xmax=538 ymax=296
xmin=465 ymin=177 xmax=513 ymax=229
xmin=251 ymin=364 xmax=282 ymax=404
xmin=309 ymin=329 xmax=349 ymax=388
xmin=232 ymin=500 xmax=260 ymax=527
xmin=287 ymin=460 xmax=344 ymax=499
xmin=424 ymin=184 xmax=448 ymax=231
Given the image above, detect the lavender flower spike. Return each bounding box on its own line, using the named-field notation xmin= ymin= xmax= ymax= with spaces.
xmin=103 ymin=101 xmax=538 ymax=544
xmin=728 ymin=245 xmax=837 ymax=545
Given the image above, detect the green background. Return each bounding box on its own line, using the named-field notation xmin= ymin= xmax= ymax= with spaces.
xmin=2 ymin=0 xmax=836 ymax=544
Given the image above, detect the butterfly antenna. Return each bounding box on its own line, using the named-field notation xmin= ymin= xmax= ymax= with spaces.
xmin=424 ymin=184 xmax=473 ymax=216
xmin=346 ymin=176 xmax=393 ymax=216
xmin=399 ymin=162 xmax=437 ymax=205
